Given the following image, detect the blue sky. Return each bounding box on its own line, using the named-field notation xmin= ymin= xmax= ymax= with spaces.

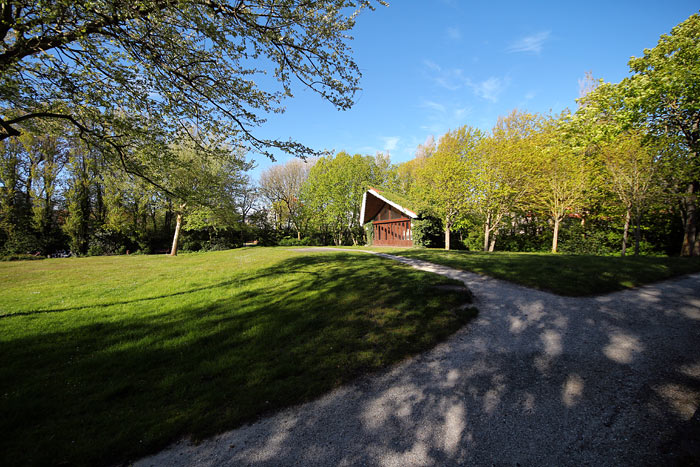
xmin=250 ymin=1 xmax=699 ymax=180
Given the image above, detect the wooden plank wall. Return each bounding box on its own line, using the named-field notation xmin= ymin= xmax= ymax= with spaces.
xmin=373 ymin=218 xmax=412 ymax=247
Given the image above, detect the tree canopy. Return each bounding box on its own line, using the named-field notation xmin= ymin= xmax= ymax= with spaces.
xmin=302 ymin=151 xmax=382 ymax=245
xmin=579 ymin=13 xmax=700 ymax=255
xmin=475 ymin=110 xmax=541 ymax=251
xmin=412 ymin=126 xmax=483 ymax=250
xmin=0 ymin=0 xmax=383 ymax=182
xmin=2 ymin=10 xmax=698 ymax=258
xmin=627 ymin=13 xmax=700 ymax=158
xmin=259 ymin=158 xmax=313 ymax=240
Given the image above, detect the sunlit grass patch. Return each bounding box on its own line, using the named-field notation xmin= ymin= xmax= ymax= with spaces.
xmin=391 ymin=249 xmax=700 ymax=296
xmin=0 ymin=247 xmax=474 ymax=466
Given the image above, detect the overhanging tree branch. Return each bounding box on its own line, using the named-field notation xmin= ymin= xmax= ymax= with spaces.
xmin=1 ymin=0 xmax=382 ymax=196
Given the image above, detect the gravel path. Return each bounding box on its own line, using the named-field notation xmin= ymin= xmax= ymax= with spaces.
xmin=136 ymin=250 xmax=700 ymax=466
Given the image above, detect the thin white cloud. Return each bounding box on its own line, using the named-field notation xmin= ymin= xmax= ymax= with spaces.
xmin=454 ymin=107 xmax=469 ymax=118
xmin=421 ymin=100 xmax=447 ymax=113
xmin=423 ymin=59 xmax=442 ymax=72
xmin=421 ymin=60 xmax=465 ymax=91
xmin=419 ymin=100 xmax=473 ymax=135
xmin=469 ymin=77 xmax=508 ymax=102
xmin=358 ymin=145 xmax=379 ymax=155
xmin=507 ymin=31 xmax=551 ymax=54
xmin=420 ymin=123 xmax=446 ymax=134
xmin=421 ymin=60 xmax=508 ymax=101
xmin=382 ymin=136 xmax=400 ymax=152
xmin=446 ymin=27 xmax=461 ymax=40
xmin=435 ymin=76 xmax=462 ymax=91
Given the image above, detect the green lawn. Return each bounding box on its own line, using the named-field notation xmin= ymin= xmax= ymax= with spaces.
xmin=387 ymin=249 xmax=700 ymax=296
xmin=0 ymin=248 xmax=474 ymax=467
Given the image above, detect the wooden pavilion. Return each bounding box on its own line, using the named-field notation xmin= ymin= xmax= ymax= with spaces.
xmin=360 ymin=187 xmax=418 ymax=247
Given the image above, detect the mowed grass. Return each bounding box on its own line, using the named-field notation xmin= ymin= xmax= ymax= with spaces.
xmin=390 ymin=249 xmax=700 ymax=296
xmin=0 ymin=248 xmax=475 ymax=467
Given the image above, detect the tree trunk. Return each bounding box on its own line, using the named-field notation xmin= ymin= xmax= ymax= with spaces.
xmin=488 ymin=230 xmax=497 ymax=252
xmin=170 ymin=211 xmax=183 ymax=256
xmin=42 ymin=200 xmax=51 ymax=234
xmin=681 ymin=181 xmax=699 ymax=256
xmin=445 ymin=217 xmax=451 ymax=251
xmin=621 ymin=207 xmax=631 ymax=257
xmin=297 ymin=229 xmax=301 ymax=241
xmin=349 ymin=224 xmax=357 ymax=246
xmin=552 ymin=217 xmax=560 ymax=253
xmin=165 ymin=198 xmax=173 ymax=236
xmin=483 ymin=215 xmax=490 ymax=252
xmin=25 ymin=168 xmax=33 ymax=207
xmin=95 ymin=183 xmax=105 ymax=223
xmin=634 ymin=211 xmax=642 ymax=256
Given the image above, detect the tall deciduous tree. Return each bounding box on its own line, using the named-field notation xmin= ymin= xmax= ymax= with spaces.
xmin=63 ymin=143 xmax=96 ymax=255
xmin=600 ymin=131 xmax=660 ymax=256
xmin=626 ymin=13 xmax=700 ymax=255
xmin=413 ymin=126 xmax=483 ymax=250
xmin=24 ymin=132 xmax=66 ymax=252
xmin=259 ymin=159 xmax=313 ymax=240
xmin=476 ymin=110 xmax=541 ymax=251
xmin=0 ymin=126 xmax=68 ymax=254
xmin=0 ymin=0 xmax=384 ymax=183
xmin=232 ymin=177 xmax=259 ymax=244
xmin=531 ymin=115 xmax=591 ymax=253
xmin=101 ymin=168 xmax=162 ymax=252
xmin=579 ymin=13 xmax=700 ymax=255
xmin=302 ymin=151 xmax=379 ymax=245
xmin=0 ymin=136 xmax=34 ymax=252
xmin=164 ymin=140 xmax=252 ymax=256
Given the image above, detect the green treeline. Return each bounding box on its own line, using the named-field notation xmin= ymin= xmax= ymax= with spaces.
xmin=261 ymin=14 xmax=700 ymax=256
xmin=1 ymin=13 xmax=698 ymax=258
xmin=0 ymin=131 xmax=259 ymax=257
xmin=258 ymin=110 xmax=683 ymax=256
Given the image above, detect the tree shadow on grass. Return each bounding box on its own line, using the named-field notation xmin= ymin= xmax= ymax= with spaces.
xmin=0 ymin=253 xmax=475 ymax=467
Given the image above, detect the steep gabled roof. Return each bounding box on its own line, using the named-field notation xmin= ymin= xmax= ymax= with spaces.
xmin=360 ymin=187 xmax=418 ymax=224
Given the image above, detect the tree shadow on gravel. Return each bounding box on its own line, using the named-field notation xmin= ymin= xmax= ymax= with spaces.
xmin=137 ymin=271 xmax=700 ymax=466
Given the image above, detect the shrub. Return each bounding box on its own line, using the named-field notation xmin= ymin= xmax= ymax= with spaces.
xmin=558 ymin=219 xmax=618 ymax=256
xmin=412 ymin=216 xmax=444 ymax=248
xmin=278 ymin=236 xmax=312 ymax=246
xmin=307 ymin=232 xmax=331 ymax=246
xmin=497 ymin=226 xmax=551 ymax=252
xmin=204 ymin=238 xmax=239 ymax=251
xmin=1 ymin=233 xmax=41 ymax=256
xmin=459 ymin=223 xmax=483 ymax=251
xmin=86 ymin=228 xmax=133 ymax=256
xmin=179 ymin=236 xmax=202 ymax=252
xmin=0 ymin=253 xmax=45 ymax=261
xmin=87 ymin=243 xmax=105 ymax=256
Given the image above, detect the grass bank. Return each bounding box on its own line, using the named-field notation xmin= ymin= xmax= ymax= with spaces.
xmin=0 ymin=248 xmax=475 ymax=466
xmin=390 ymin=249 xmax=700 ymax=296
